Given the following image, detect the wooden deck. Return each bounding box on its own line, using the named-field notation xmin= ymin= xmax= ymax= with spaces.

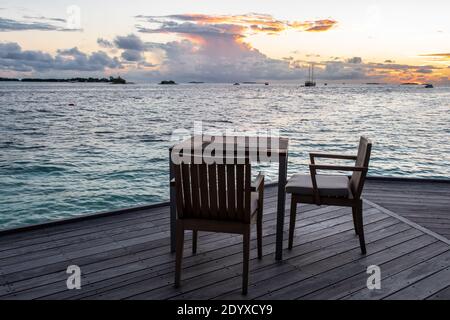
xmin=363 ymin=177 xmax=450 ymax=240
xmin=0 ymin=177 xmax=449 ymax=300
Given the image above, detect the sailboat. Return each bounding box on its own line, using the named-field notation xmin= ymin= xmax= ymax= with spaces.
xmin=305 ymin=63 xmax=316 ymax=87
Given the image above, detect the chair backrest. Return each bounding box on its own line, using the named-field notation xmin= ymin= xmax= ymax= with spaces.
xmin=349 ymin=137 xmax=372 ymax=198
xmin=173 ymin=157 xmax=253 ymax=223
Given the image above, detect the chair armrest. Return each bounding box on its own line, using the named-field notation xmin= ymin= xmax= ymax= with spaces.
xmin=309 ymin=164 xmax=367 ymax=205
xmin=251 ymin=173 xmax=265 ymax=192
xmin=309 ymin=165 xmax=321 ymax=204
xmin=309 ymin=164 xmax=367 ymax=172
xmin=309 ymin=153 xmax=357 ymax=164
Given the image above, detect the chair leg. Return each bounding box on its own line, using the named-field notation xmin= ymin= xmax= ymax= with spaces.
xmin=257 ymin=206 xmax=263 ymax=260
xmin=174 ymin=221 xmax=184 ymax=288
xmin=242 ymin=226 xmax=250 ymax=295
xmin=352 ymin=207 xmax=359 ymax=236
xmin=288 ymin=197 xmax=297 ymax=250
xmin=355 ymin=203 xmax=366 ymax=255
xmin=192 ymin=230 xmax=198 ymax=255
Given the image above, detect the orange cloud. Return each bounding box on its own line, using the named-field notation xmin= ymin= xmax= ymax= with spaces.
xmin=292 ymin=57 xmax=448 ymax=84
xmin=306 ymin=20 xmax=337 ymax=32
xmin=290 ymin=19 xmax=337 ymax=32
xmin=420 ymin=53 xmax=450 ymax=61
xmin=136 ymin=13 xmax=337 ymax=37
xmin=366 ymin=62 xmax=449 ymax=84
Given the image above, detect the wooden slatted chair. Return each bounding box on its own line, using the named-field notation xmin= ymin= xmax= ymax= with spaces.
xmin=173 ymin=156 xmax=264 ymax=295
xmin=286 ymin=137 xmax=372 ymax=254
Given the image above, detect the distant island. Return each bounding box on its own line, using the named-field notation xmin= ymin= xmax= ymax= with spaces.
xmin=159 ymin=80 xmax=177 ymax=85
xmin=0 ymin=76 xmax=128 ymax=84
xmin=188 ymin=81 xmax=204 ymax=84
xmin=0 ymin=77 xmax=20 ymax=82
xmin=401 ymin=82 xmax=420 ymax=85
xmin=110 ymin=76 xmax=127 ymax=84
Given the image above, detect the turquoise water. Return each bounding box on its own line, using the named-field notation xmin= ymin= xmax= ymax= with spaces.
xmin=1 ymin=82 xmax=449 ymax=229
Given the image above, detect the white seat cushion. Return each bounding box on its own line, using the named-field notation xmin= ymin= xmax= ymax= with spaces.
xmin=286 ymin=174 xmax=350 ymax=198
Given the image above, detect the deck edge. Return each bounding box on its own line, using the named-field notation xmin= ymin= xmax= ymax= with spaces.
xmin=0 ymin=201 xmax=169 ymax=236
xmin=366 ymin=176 xmax=450 ymax=183
xmin=363 ymin=199 xmax=450 ymax=246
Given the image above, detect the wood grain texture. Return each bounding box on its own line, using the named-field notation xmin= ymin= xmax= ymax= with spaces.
xmin=364 ymin=178 xmax=450 ymax=240
xmin=0 ymin=179 xmax=449 ymax=300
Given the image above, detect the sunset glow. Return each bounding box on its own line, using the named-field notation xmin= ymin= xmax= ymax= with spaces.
xmin=1 ymin=0 xmax=449 ymax=83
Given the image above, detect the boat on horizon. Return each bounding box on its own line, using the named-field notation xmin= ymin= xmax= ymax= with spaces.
xmin=305 ymin=63 xmax=316 ymax=87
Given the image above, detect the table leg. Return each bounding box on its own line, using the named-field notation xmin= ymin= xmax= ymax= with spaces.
xmin=169 ymin=148 xmax=176 ymax=253
xmin=275 ymin=153 xmax=288 ymax=260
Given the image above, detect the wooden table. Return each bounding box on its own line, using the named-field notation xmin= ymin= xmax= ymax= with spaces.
xmin=169 ymin=135 xmax=289 ymax=260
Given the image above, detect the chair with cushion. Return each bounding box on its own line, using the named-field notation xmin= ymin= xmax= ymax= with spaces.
xmin=286 ymin=137 xmax=372 ymax=254
xmin=173 ymin=156 xmax=264 ymax=295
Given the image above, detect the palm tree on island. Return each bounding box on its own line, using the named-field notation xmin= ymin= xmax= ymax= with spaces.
xmin=110 ymin=76 xmax=126 ymax=84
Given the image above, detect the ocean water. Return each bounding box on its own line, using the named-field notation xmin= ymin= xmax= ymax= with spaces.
xmin=0 ymin=82 xmax=449 ymax=229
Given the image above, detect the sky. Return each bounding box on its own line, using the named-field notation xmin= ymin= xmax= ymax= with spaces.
xmin=0 ymin=0 xmax=449 ymax=83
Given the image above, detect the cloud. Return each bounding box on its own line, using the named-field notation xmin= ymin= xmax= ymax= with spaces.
xmin=320 ymin=61 xmax=366 ymax=80
xmin=0 ymin=17 xmax=58 ymax=31
xmin=94 ymin=26 xmax=444 ymax=83
xmin=0 ymin=42 xmax=121 ymax=73
xmin=137 ymin=39 xmax=302 ymax=82
xmin=135 ymin=13 xmax=337 ymax=37
xmin=286 ymin=58 xmax=444 ymax=82
xmin=97 ymin=34 xmax=160 ymax=68
xmin=97 ymin=38 xmax=114 ymax=48
xmin=415 ymin=68 xmax=433 ymax=74
xmin=127 ymin=13 xmax=336 ymax=81
xmin=322 ymin=59 xmax=444 ymax=82
xmin=0 ymin=16 xmax=79 ymax=32
xmin=364 ymin=62 xmax=438 ymax=71
xmin=23 ymin=16 xmax=66 ymax=23
xmin=114 ymin=34 xmax=145 ymax=51
xmin=111 ymin=34 xmax=153 ymax=64
xmin=102 ymin=32 xmax=301 ymax=80
xmin=420 ymin=53 xmax=450 ymax=61
xmin=121 ymin=49 xmax=144 ymax=62
xmin=1 ymin=11 xmax=446 ymax=84
xmin=346 ymin=57 xmax=362 ymax=64
xmin=300 ymin=19 xmax=337 ymax=32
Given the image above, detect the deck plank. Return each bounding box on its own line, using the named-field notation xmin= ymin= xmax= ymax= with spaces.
xmin=0 ymin=179 xmax=449 ymax=300
xmin=364 ymin=179 xmax=450 ymax=240
xmin=302 ymin=241 xmax=450 ymax=300
xmin=211 ymin=229 xmax=425 ymax=300
xmin=41 ymin=214 xmax=396 ymax=300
